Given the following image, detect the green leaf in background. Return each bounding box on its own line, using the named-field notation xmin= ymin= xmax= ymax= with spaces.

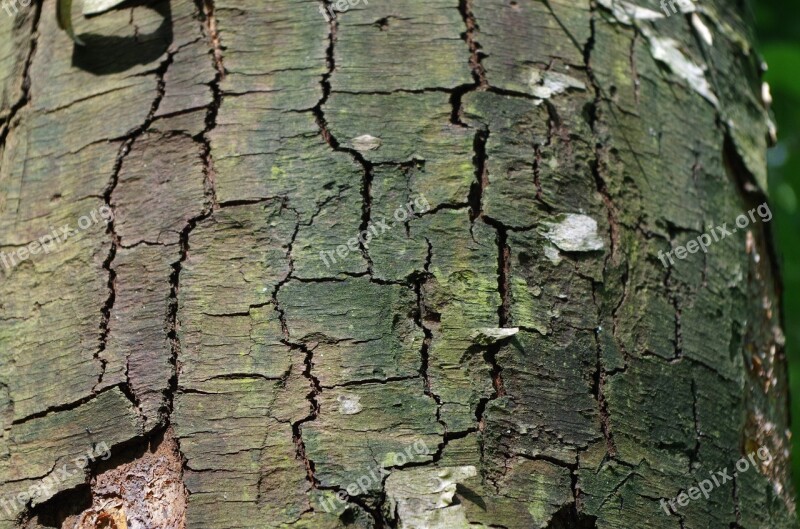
xmin=56 ymin=0 xmax=84 ymax=45
xmin=762 ymin=43 xmax=800 ymax=99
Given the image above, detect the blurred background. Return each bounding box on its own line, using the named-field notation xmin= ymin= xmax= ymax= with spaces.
xmin=754 ymin=0 xmax=800 ymax=503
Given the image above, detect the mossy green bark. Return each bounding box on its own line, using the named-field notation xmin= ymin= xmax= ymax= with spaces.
xmin=0 ymin=0 xmax=793 ymax=528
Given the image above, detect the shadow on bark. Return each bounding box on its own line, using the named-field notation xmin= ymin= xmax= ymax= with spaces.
xmin=71 ymin=0 xmax=172 ymax=75
xmin=546 ymin=502 xmax=599 ymax=529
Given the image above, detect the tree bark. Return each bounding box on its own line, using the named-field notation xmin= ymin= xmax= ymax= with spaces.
xmin=0 ymin=0 xmax=794 ymax=528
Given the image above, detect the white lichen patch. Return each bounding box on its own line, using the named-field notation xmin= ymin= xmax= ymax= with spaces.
xmin=528 ymin=70 xmax=586 ymax=100
xmin=336 ymin=393 xmax=363 ymax=415
xmin=691 ymin=13 xmax=713 ymax=46
xmin=471 ymin=327 xmax=519 ymax=345
xmin=82 ymin=0 xmax=128 ymax=15
xmin=597 ymin=0 xmax=664 ymax=25
xmin=385 ymin=466 xmax=478 ymax=529
xmin=544 ymin=245 xmax=562 ymax=265
xmin=762 ymin=82 xmax=773 ymax=106
xmin=351 ymin=134 xmax=382 ymax=151
xmin=645 ymin=33 xmax=719 ymax=106
xmin=541 ymin=214 xmax=604 ymax=252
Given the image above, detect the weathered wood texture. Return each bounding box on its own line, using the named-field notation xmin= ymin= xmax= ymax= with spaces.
xmin=0 ymin=0 xmax=794 ymax=527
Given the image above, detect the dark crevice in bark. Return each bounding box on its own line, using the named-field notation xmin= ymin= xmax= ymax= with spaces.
xmin=584 ymin=4 xmax=621 ymax=463
xmin=457 ymin=0 xmax=487 ymax=88
xmin=495 ymin=224 xmax=511 ymax=328
xmin=690 ymin=379 xmax=702 ymax=471
xmin=722 ymin=134 xmax=782 ymax=298
xmin=195 ymin=0 xmax=225 ymax=212
xmin=414 ymin=254 xmax=445 ymax=435
xmin=0 ymin=0 xmax=40 ymax=149
xmin=10 ymin=384 xmax=126 ymax=427
xmin=314 ymin=0 xmax=375 ymax=275
xmin=96 ymin=48 xmax=176 ymax=410
xmin=544 ymin=501 xmax=598 ymax=529
xmin=163 ymin=0 xmax=226 ymax=422
xmin=468 ymin=129 xmax=488 ymax=222
xmin=282 ymin=340 xmax=323 ymax=491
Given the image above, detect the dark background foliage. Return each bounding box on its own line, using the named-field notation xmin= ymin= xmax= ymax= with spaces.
xmin=754 ymin=0 xmax=800 ymax=501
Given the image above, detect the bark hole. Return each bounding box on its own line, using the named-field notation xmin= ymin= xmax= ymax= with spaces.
xmin=63 ymin=429 xmax=186 ymax=529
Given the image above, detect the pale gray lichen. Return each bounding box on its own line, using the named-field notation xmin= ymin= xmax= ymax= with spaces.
xmin=691 ymin=13 xmax=713 ymax=46
xmin=82 ymin=0 xmax=128 ymax=15
xmin=350 ymin=134 xmax=382 ymax=152
xmin=541 ymin=214 xmax=604 ymax=252
xmin=544 ymin=245 xmax=562 ymax=265
xmin=644 ymin=32 xmax=719 ymax=107
xmin=385 ymin=466 xmax=481 ymax=529
xmin=471 ymin=327 xmax=520 ymax=345
xmin=528 ymin=70 xmax=586 ymax=101
xmin=596 ymin=0 xmax=664 ymax=25
xmin=336 ymin=393 xmax=363 ymax=415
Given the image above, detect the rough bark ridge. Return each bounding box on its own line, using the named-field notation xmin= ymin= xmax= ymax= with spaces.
xmin=0 ymin=0 xmax=794 ymax=528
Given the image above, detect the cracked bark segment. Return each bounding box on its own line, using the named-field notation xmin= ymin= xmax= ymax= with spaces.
xmin=0 ymin=215 xmax=110 ymax=422
xmin=471 ymin=0 xmax=591 ymax=95
xmin=679 ymin=287 xmax=741 ymax=380
xmin=507 ymin=228 xmax=603 ymax=335
xmin=112 ymin=133 xmax=207 ymax=246
xmin=330 ymin=0 xmax=472 ymax=92
xmin=209 ymin=101 xmax=363 ymax=231
xmin=606 ymin=357 xmax=695 ymax=461
xmin=367 ymin=165 xmax=431 ymax=281
xmin=303 ymin=379 xmax=441 ymax=492
xmin=178 ymin=201 xmax=293 ymax=317
xmin=278 ymin=278 xmax=423 ymax=387
xmin=103 ymin=244 xmax=179 ymax=427
xmin=578 ymin=442 xmax=706 ymax=528
xmin=174 ymin=379 xmax=311 ymax=528
xmin=591 ymin=20 xmax=710 ymax=234
xmin=1 ymin=388 xmax=142 ymax=512
xmin=325 ymin=92 xmax=475 ymax=208
xmin=215 ymin=0 xmax=327 ymax=106
xmin=463 ymin=90 xmax=602 ymax=228
xmin=694 ymin=6 xmax=770 ymax=192
xmin=461 ymin=458 xmax=573 ymax=529
xmin=153 ymin=0 xmax=216 ymax=120
xmin=179 ymin=304 xmax=293 ymax=390
xmin=155 ymin=39 xmax=216 ymax=120
xmin=417 ymin=211 xmax=499 ymax=431
xmin=610 ymin=237 xmax=676 ymax=362
xmin=483 ymin=329 xmax=601 ymax=465
xmin=291 ymin=185 xmax=369 ymax=278
xmin=0 ymin=5 xmax=35 ymax=124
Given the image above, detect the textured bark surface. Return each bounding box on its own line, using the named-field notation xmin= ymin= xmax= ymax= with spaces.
xmin=0 ymin=0 xmax=795 ymax=528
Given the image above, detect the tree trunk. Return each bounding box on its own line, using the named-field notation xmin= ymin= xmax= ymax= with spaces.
xmin=0 ymin=0 xmax=794 ymax=527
